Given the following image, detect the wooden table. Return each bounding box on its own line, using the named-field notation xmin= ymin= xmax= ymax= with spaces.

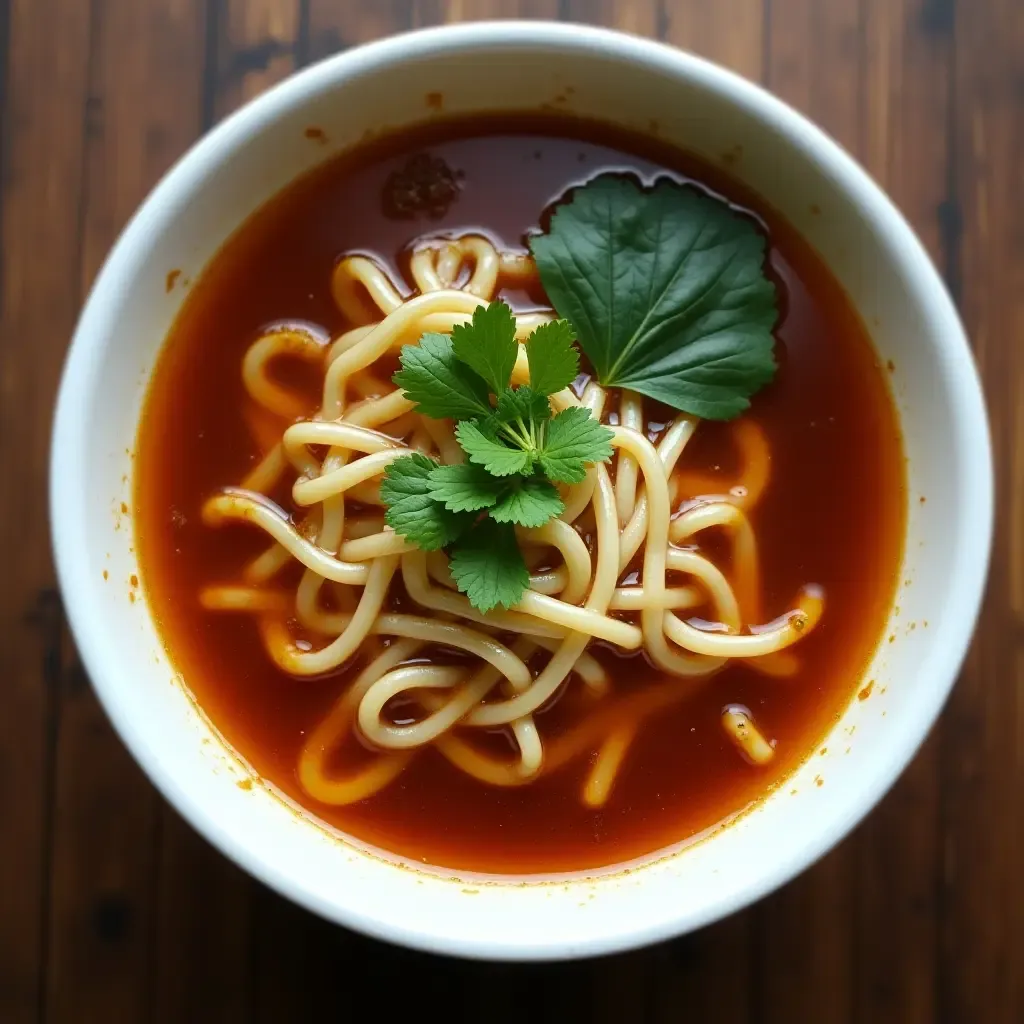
xmin=2 ymin=1 xmax=1020 ymax=1020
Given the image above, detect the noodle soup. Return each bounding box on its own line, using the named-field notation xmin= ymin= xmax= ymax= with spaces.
xmin=135 ymin=115 xmax=903 ymax=874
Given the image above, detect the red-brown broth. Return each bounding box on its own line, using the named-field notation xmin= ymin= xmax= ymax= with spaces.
xmin=134 ymin=114 xmax=904 ymax=874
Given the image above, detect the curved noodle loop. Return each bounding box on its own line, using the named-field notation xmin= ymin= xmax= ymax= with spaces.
xmin=199 ymin=236 xmax=823 ymax=808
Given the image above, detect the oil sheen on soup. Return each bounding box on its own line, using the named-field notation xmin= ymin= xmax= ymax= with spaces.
xmin=134 ymin=114 xmax=904 ymax=875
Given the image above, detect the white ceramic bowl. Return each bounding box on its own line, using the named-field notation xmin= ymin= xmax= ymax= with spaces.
xmin=51 ymin=22 xmax=991 ymax=959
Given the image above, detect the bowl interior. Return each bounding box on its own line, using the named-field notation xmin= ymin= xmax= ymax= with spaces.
xmin=51 ymin=24 xmax=989 ymax=959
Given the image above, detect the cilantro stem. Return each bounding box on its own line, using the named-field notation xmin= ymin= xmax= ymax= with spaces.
xmin=516 ymin=416 xmax=534 ymax=449
xmin=498 ymin=421 xmax=532 ymax=450
xmin=387 ymin=299 xmax=616 ymax=613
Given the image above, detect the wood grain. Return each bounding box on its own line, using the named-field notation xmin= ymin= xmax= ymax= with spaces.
xmin=0 ymin=0 xmax=1020 ymax=1020
xmin=308 ymin=0 xmax=412 ymax=57
xmin=152 ymin=809 xmax=253 ymax=1024
xmin=213 ymin=0 xmax=303 ymax=115
xmin=562 ymin=0 xmax=660 ymax=35
xmin=663 ymin=0 xmax=764 ymax=76
xmin=942 ymin=0 xmax=1023 ymax=1020
xmin=0 ymin=1 xmax=92 ymax=1020
xmin=426 ymin=0 xmax=560 ymax=21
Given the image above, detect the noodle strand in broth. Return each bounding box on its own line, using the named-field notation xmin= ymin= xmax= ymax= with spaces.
xmin=198 ymin=235 xmax=823 ymax=808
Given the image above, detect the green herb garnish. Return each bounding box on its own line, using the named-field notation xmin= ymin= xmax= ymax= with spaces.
xmin=489 ymin=476 xmax=564 ymax=527
xmin=426 ymin=463 xmax=506 ymax=512
xmin=377 ymin=452 xmax=475 ymax=551
xmin=383 ymin=301 xmax=612 ymax=613
xmin=382 ymin=174 xmax=779 ymax=612
xmin=390 ymin=332 xmax=492 ymax=421
xmin=523 ymin=319 xmax=579 ymax=396
xmin=447 ymin=518 xmax=530 ymax=615
xmin=453 ymin=420 xmax=534 ymax=478
xmin=530 ymin=174 xmax=778 ymax=420
xmin=536 ymin=406 xmax=615 ymax=485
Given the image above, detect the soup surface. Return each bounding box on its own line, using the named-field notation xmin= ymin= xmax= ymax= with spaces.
xmin=135 ymin=114 xmax=904 ymax=875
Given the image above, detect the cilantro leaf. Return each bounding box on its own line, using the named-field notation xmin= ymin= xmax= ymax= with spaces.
xmin=427 ymin=463 xmax=506 ymax=512
xmin=392 ymin=332 xmax=493 ymax=421
xmin=489 ymin=477 xmax=565 ymax=527
xmin=493 ymin=386 xmax=551 ymax=428
xmin=386 ymin=303 xmax=618 ymax=569
xmin=537 ymin=407 xmax=614 ymax=484
xmin=530 ymin=175 xmax=778 ymax=419
xmin=380 ymin=454 xmax=474 ymax=550
xmin=450 ymin=300 xmax=518 ymax=395
xmin=455 ymin=420 xmax=533 ymax=477
xmin=448 ymin=519 xmax=530 ymax=612
xmin=525 ymin=319 xmax=579 ymax=396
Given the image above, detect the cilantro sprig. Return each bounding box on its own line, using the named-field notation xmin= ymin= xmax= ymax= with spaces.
xmin=383 ymin=302 xmax=613 ymax=613
xmin=381 ymin=174 xmax=780 ymax=611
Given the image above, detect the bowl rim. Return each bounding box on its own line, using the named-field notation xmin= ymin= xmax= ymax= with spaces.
xmin=50 ymin=19 xmax=993 ymax=959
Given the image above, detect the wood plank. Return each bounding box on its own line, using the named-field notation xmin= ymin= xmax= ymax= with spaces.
xmin=587 ymin=948 xmax=655 ymax=1023
xmin=562 ymin=0 xmax=660 ymax=34
xmin=421 ymin=0 xmax=559 ymax=21
xmin=0 ymin=0 xmax=93 ymax=1019
xmin=247 ymin=894 xmax=356 ymax=1022
xmin=44 ymin=680 xmax=157 ymax=1024
xmin=214 ymin=0 xmax=303 ymax=117
xmin=662 ymin=0 xmax=764 ymax=77
xmin=338 ymin=941 xmax=592 ymax=1024
xmin=767 ymin=0 xmax=861 ymax=150
xmin=645 ymin=923 xmax=751 ymax=1023
xmin=942 ymin=0 xmax=1024 ymax=1020
xmin=752 ymin=851 xmax=855 ymax=1024
xmin=307 ymin=0 xmax=412 ymax=59
xmin=852 ymin=4 xmax=953 ymax=1020
xmin=78 ymin=0 xmax=207 ymax=292
xmin=153 ymin=810 xmax=253 ymax=1024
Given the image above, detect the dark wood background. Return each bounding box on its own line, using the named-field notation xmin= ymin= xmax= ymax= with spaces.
xmin=1 ymin=0 xmax=1020 ymax=1020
